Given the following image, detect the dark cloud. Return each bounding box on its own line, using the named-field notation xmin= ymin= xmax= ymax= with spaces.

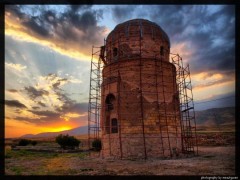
xmin=111 ymin=6 xmax=135 ymax=23
xmin=24 ymin=86 xmax=49 ymax=100
xmin=55 ymin=92 xmax=76 ymax=111
xmin=13 ymin=102 xmax=88 ymax=124
xmin=14 ymin=116 xmax=49 ymax=123
xmin=5 ymin=100 xmax=27 ymax=108
xmin=5 ymin=5 xmax=25 ymax=19
xmin=21 ymin=73 xmax=79 ymax=115
xmin=14 ymin=108 xmax=60 ymax=124
xmin=22 ymin=17 xmax=50 ymax=37
xmin=45 ymin=73 xmax=67 ymax=87
xmin=191 ymin=43 xmax=235 ymax=73
xmin=32 ymin=106 xmax=40 ymax=110
xmin=37 ymin=101 xmax=47 ymax=107
xmin=7 ymin=89 xmax=18 ymax=93
xmin=28 ymin=110 xmax=59 ymax=117
xmin=151 ymin=5 xmax=235 ymax=73
xmin=110 ymin=5 xmax=235 ymax=74
xmin=15 ymin=109 xmax=22 ymax=113
xmin=70 ymin=5 xmax=92 ymax=12
xmin=66 ymin=102 xmax=88 ymax=114
xmin=5 ymin=5 xmax=105 ymax=55
xmin=51 ymin=78 xmax=68 ymax=89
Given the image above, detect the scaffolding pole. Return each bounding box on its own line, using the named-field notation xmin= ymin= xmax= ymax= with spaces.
xmin=170 ymin=54 xmax=198 ymax=155
xmin=88 ymin=46 xmax=103 ymax=149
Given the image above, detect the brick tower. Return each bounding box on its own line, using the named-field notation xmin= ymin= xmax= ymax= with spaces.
xmin=99 ymin=19 xmax=183 ymax=159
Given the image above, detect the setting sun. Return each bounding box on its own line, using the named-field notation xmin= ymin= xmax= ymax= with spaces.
xmin=45 ymin=126 xmax=72 ymax=132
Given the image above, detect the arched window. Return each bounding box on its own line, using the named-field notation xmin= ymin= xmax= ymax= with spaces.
xmin=105 ymin=93 xmax=115 ymax=111
xmin=160 ymin=46 xmax=164 ymax=56
xmin=111 ymin=118 xmax=118 ymax=133
xmin=113 ymin=47 xmax=118 ymax=57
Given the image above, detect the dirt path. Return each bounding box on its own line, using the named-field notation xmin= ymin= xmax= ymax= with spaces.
xmin=5 ymin=146 xmax=235 ymax=175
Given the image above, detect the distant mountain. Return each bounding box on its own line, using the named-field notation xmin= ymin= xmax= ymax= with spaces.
xmin=195 ymin=107 xmax=235 ymax=126
xmin=21 ymin=126 xmax=88 ymax=138
xmin=21 ymin=107 xmax=235 ymax=138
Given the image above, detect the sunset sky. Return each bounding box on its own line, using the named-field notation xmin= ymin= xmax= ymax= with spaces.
xmin=5 ymin=5 xmax=235 ymax=138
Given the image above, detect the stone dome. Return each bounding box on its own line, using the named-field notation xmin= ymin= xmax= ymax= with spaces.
xmin=105 ymin=19 xmax=171 ymax=64
xmin=106 ymin=19 xmax=170 ymax=46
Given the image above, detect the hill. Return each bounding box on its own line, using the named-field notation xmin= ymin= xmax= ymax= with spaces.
xmin=20 ymin=107 xmax=235 ymax=138
xmin=21 ymin=126 xmax=88 ymax=138
xmin=195 ymin=106 xmax=235 ymax=126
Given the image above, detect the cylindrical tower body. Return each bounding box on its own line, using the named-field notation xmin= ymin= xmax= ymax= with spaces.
xmin=101 ymin=19 xmax=182 ymax=159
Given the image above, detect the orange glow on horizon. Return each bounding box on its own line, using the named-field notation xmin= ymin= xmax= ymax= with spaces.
xmin=5 ymin=117 xmax=86 ymax=138
xmin=42 ymin=126 xmax=72 ymax=133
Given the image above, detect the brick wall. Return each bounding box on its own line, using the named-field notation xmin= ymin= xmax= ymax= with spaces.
xmin=100 ymin=19 xmax=182 ymax=159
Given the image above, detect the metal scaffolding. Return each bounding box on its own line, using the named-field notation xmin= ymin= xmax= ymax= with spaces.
xmin=87 ymin=46 xmax=104 ymax=149
xmin=88 ymin=21 xmax=198 ymax=158
xmin=171 ymin=54 xmax=198 ymax=155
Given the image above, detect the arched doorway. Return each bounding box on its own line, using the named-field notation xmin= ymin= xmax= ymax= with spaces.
xmin=105 ymin=93 xmax=116 ymax=134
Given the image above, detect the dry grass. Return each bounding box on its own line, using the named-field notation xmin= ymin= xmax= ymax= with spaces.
xmin=5 ymin=146 xmax=235 ymax=175
xmin=5 ymin=125 xmax=236 ymax=175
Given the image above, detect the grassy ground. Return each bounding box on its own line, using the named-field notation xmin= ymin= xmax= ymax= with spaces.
xmin=5 ymin=147 xmax=89 ymax=175
xmin=5 ymin=125 xmax=235 ymax=175
xmin=5 ymin=146 xmax=235 ymax=175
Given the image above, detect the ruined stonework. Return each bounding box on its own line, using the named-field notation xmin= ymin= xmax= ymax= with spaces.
xmin=100 ymin=19 xmax=182 ymax=159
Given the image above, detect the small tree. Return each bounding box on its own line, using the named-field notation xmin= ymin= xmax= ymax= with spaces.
xmin=92 ymin=139 xmax=102 ymax=151
xmin=18 ymin=139 xmax=38 ymax=146
xmin=31 ymin=140 xmax=37 ymax=146
xmin=18 ymin=139 xmax=31 ymax=146
xmin=18 ymin=139 xmax=28 ymax=146
xmin=55 ymin=134 xmax=80 ymax=149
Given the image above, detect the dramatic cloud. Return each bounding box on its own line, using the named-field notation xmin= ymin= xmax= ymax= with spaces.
xmin=5 ymin=5 xmax=235 ymax=137
xmin=37 ymin=101 xmax=47 ymax=107
xmin=5 ymin=100 xmax=27 ymax=108
xmin=60 ymin=112 xmax=87 ymax=122
xmin=24 ymin=86 xmax=49 ymax=100
xmin=110 ymin=5 xmax=235 ymax=75
xmin=5 ymin=62 xmax=27 ymax=72
xmin=153 ymin=5 xmax=235 ymax=74
xmin=111 ymin=6 xmax=135 ymax=23
xmin=32 ymin=106 xmax=40 ymax=110
xmin=13 ymin=103 xmax=88 ymax=125
xmin=62 ymin=102 xmax=88 ymax=115
xmin=191 ymin=71 xmax=234 ymax=89
xmin=5 ymin=5 xmax=107 ymax=61
xmin=28 ymin=110 xmax=59 ymax=117
xmin=5 ymin=71 xmax=88 ymax=125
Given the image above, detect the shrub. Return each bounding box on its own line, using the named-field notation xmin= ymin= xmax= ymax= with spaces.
xmin=92 ymin=139 xmax=102 ymax=151
xmin=18 ymin=139 xmax=31 ymax=146
xmin=31 ymin=141 xmax=37 ymax=146
xmin=55 ymin=134 xmax=80 ymax=149
xmin=18 ymin=139 xmax=38 ymax=146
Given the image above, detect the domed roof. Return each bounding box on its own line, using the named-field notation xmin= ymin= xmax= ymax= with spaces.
xmin=107 ymin=19 xmax=170 ymax=46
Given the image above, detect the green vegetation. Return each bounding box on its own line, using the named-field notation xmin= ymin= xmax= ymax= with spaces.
xmin=5 ymin=148 xmax=88 ymax=175
xmin=5 ymin=149 xmax=59 ymax=159
xmin=92 ymin=139 xmax=102 ymax=151
xmin=55 ymin=134 xmax=80 ymax=149
xmin=60 ymin=152 xmax=88 ymax=159
xmin=10 ymin=166 xmax=24 ymax=175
